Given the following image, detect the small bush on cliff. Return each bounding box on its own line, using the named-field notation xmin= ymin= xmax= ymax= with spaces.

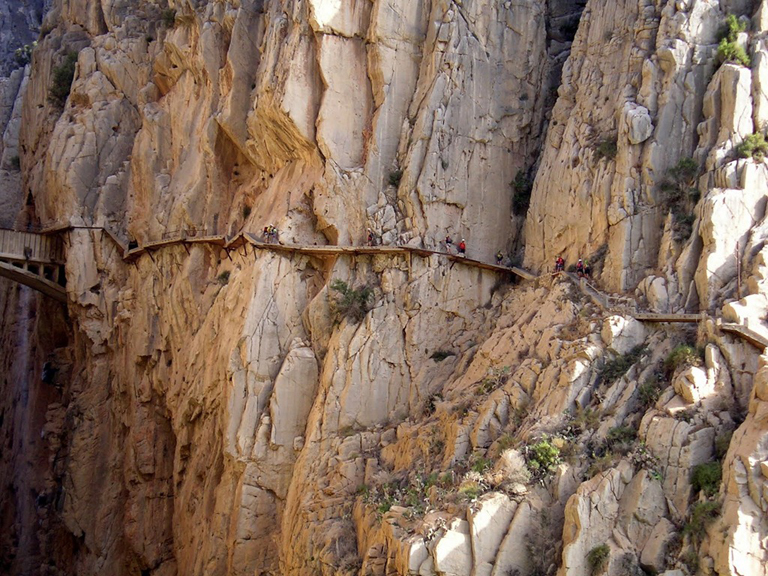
xmin=217 ymin=271 xmax=231 ymax=285
xmin=683 ymin=500 xmax=720 ymax=543
xmin=329 ymin=279 xmax=373 ymax=322
xmin=663 ymin=344 xmax=703 ymax=378
xmin=660 ymin=157 xmax=700 ymax=241
xmin=478 ymin=365 xmax=510 ymax=394
xmin=717 ymin=14 xmax=750 ymax=67
xmin=430 ymin=350 xmax=454 ymax=362
xmin=49 ymin=51 xmax=79 ymax=107
xmin=638 ymin=371 xmax=665 ymax=409
xmin=599 ymin=344 xmax=646 ymax=385
xmin=604 ymin=425 xmax=637 ymax=455
xmin=595 ymin=137 xmax=618 ymax=161
xmin=715 ymin=429 xmax=733 ymax=460
xmin=388 ymin=169 xmax=403 ymax=187
xmin=161 ymin=9 xmax=177 ymax=27
xmin=692 ymin=461 xmax=722 ymax=498
xmin=735 ymin=132 xmax=768 ymax=162
xmin=587 ymin=544 xmax=610 ymax=575
xmin=524 ymin=436 xmax=561 ymax=479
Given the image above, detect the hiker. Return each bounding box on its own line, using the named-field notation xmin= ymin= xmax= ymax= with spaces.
xmin=554 ymin=256 xmax=564 ymax=273
xmin=367 ymin=228 xmax=374 ymax=246
xmin=458 ymin=239 xmax=466 ymax=257
xmin=263 ymin=226 xmax=270 ymax=242
xmin=445 ymin=235 xmax=453 ymax=253
xmin=576 ymin=258 xmax=584 ymax=277
xmin=496 ymin=251 xmax=504 ymax=266
xmin=584 ymin=258 xmax=591 ymax=278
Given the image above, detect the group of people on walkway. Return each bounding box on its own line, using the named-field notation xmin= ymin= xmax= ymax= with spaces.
xmin=554 ymin=255 xmax=591 ymax=278
xmin=444 ymin=235 xmax=467 ymax=256
xmin=263 ymin=225 xmax=279 ymax=243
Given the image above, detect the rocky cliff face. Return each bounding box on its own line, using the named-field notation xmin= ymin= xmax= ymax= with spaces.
xmin=2 ymin=1 xmax=768 ymax=576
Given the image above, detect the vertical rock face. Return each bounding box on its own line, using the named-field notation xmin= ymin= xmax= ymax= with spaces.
xmin=2 ymin=0 xmax=768 ymax=576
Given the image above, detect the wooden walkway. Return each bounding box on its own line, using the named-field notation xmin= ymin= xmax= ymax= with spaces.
xmin=634 ymin=312 xmax=704 ymax=323
xmin=720 ymin=323 xmax=768 ymax=350
xmin=0 ymin=229 xmax=66 ymax=302
xmin=1 ymin=225 xmax=537 ymax=302
xmin=6 ymin=223 xmax=768 ymax=351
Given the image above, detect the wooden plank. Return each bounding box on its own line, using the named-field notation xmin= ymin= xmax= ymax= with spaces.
xmin=634 ymin=313 xmax=703 ymax=323
xmin=721 ymin=323 xmax=768 ymax=350
xmin=0 ymin=260 xmax=66 ymax=303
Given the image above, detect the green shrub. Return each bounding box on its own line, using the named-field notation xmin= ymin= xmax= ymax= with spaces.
xmin=715 ymin=429 xmax=733 ymax=460
xmin=660 ymin=157 xmax=701 ymax=241
xmin=564 ymin=406 xmax=601 ymax=436
xmin=458 ymin=481 xmax=481 ymax=500
xmin=470 ymin=455 xmax=492 ymax=474
xmin=329 ymin=279 xmax=373 ymax=322
xmin=217 ymin=271 xmax=231 ymax=285
xmin=718 ymin=38 xmax=750 ymax=67
xmin=599 ymin=345 xmax=646 ymax=385
xmin=49 ymin=51 xmax=79 ymax=107
xmin=595 ymin=138 xmax=618 ymax=161
xmin=478 ymin=366 xmax=510 ymax=394
xmin=430 ymin=350 xmax=454 ymax=362
xmin=525 ymin=437 xmax=561 ymax=478
xmin=9 ymin=155 xmax=20 ymax=171
xmin=587 ymin=451 xmax=617 ymax=478
xmin=638 ymin=374 xmax=665 ymax=409
xmin=691 ymin=461 xmax=722 ymax=498
xmin=605 ymin=426 xmax=637 ymax=455
xmin=722 ymin=14 xmax=747 ymax=40
xmin=683 ymin=500 xmax=720 ymax=543
xmin=512 ymin=169 xmax=533 ymax=214
xmin=388 ymin=170 xmax=403 ymax=187
xmin=681 ymin=548 xmax=700 ymax=574
xmin=735 ymin=132 xmax=768 ymax=161
xmin=242 ymin=205 xmax=252 ymax=219
xmin=663 ymin=344 xmax=703 ymax=378
xmin=717 ymin=14 xmax=750 ymax=67
xmin=161 ymin=8 xmax=177 ymax=27
xmin=587 ymin=544 xmax=610 ymax=575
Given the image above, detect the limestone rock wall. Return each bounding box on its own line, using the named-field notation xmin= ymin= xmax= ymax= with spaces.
xmin=20 ymin=0 xmax=581 ymax=259
xmin=524 ymin=0 xmax=768 ymax=314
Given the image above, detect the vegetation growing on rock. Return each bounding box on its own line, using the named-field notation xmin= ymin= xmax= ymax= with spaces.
xmin=717 ymin=14 xmax=750 ymax=67
xmin=329 ymin=279 xmax=373 ymax=322
xmin=49 ymin=50 xmax=78 ymax=107
xmin=735 ymin=132 xmax=768 ymax=161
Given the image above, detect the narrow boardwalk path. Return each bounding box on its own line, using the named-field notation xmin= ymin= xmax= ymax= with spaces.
xmin=2 ymin=225 xmax=535 ymax=300
xmin=0 ymin=229 xmax=66 ymax=302
xmin=6 ymin=224 xmax=768 ymax=351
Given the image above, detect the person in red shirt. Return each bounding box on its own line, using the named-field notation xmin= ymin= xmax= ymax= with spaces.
xmin=458 ymin=239 xmax=466 ymax=256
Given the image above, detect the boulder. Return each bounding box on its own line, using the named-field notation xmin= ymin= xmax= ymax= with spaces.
xmin=601 ymin=316 xmax=647 ymax=355
xmin=640 ymin=518 xmax=676 ymax=572
xmin=468 ymin=493 xmax=517 ymax=570
xmin=434 ymin=519 xmax=472 ymax=576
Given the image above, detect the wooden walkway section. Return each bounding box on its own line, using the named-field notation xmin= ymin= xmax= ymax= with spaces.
xmin=634 ymin=312 xmax=704 ymax=323
xmin=1 ymin=225 xmax=537 ymax=302
xmin=5 ymin=224 xmax=768 ymax=351
xmin=0 ymin=229 xmax=66 ymax=302
xmin=720 ymin=323 xmax=768 ymax=350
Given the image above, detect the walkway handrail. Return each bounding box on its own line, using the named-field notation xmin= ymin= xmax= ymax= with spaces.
xmin=4 ymin=225 xmax=767 ymax=353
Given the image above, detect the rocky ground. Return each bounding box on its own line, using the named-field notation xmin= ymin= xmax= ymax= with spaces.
xmin=1 ymin=0 xmax=768 ymax=575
